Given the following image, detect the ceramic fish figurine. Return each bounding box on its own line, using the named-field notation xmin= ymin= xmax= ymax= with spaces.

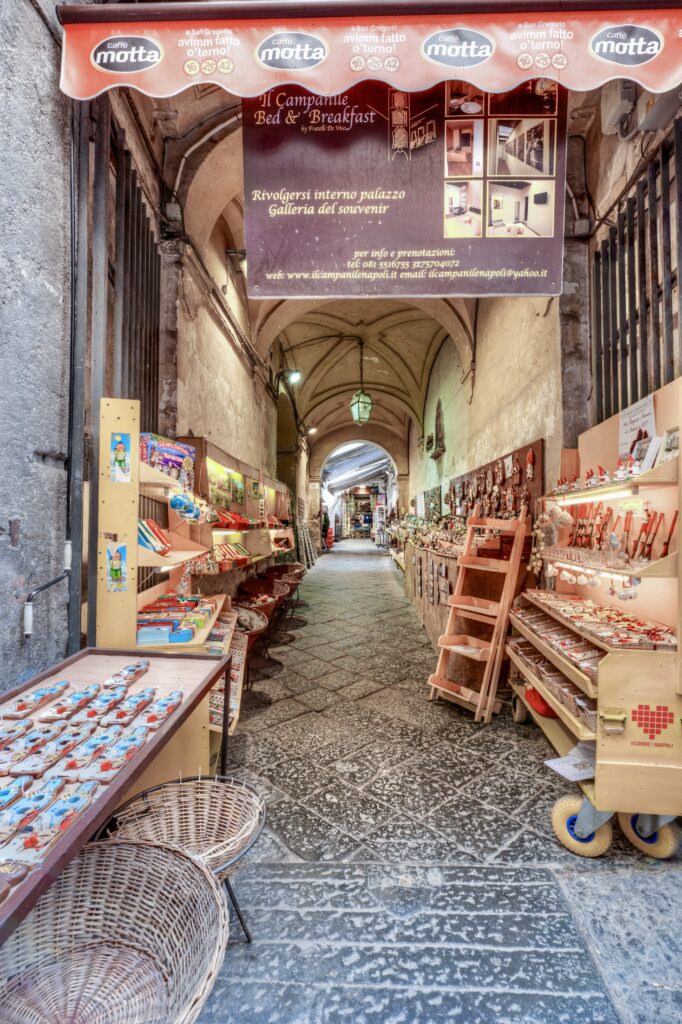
xmin=1 ymin=682 xmax=69 ymax=719
xmin=0 ymin=776 xmax=32 ymax=811
xmin=100 ymin=688 xmax=156 ymax=727
xmin=102 ymin=659 xmax=150 ymax=690
xmin=10 ymin=724 xmax=96 ymax=778
xmin=7 ymin=782 xmax=99 ymax=863
xmin=0 ymin=777 xmax=65 ymax=844
xmin=40 ymin=685 xmax=101 ymax=722
xmin=70 ymin=685 xmax=127 ymax=725
xmin=55 ymin=726 xmax=123 ymax=780
xmin=0 ymin=720 xmax=33 ymax=747
xmin=142 ymin=690 xmax=183 ymax=730
xmin=0 ymin=724 xmax=66 ymax=775
xmin=79 ymin=726 xmax=150 ymax=784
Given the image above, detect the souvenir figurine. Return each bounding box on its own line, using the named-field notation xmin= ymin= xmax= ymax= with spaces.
xmin=143 ymin=690 xmax=183 ymax=730
xmin=485 ymin=468 xmax=494 ymax=494
xmin=0 ymin=724 xmax=66 ymax=775
xmin=598 ymin=465 xmax=611 ymax=484
xmin=512 ymin=454 xmax=522 ymax=487
xmin=40 ymin=685 xmax=100 ymax=722
xmin=11 ymin=724 xmax=96 ymax=778
xmin=0 ymin=720 xmax=32 ymax=747
xmin=1 ymin=682 xmax=69 ymax=720
xmin=494 ymin=458 xmax=505 ymax=486
xmin=628 ymin=453 xmax=640 ymax=477
xmin=9 ymin=782 xmax=99 ymax=860
xmin=505 ymin=487 xmax=515 ymax=514
xmin=491 ymin=485 xmax=501 ymax=517
xmin=520 ymin=487 xmax=531 ymax=507
xmin=526 ymin=447 xmax=535 ymax=481
xmin=79 ymin=726 xmax=150 ymax=784
xmin=481 ymin=493 xmax=491 ymax=518
xmin=0 ymin=777 xmax=65 ymax=844
xmin=71 ymin=685 xmax=127 ymax=725
xmin=585 ymin=467 xmax=599 ymax=488
xmin=100 ymin=688 xmax=156 ymax=727
xmin=614 ymin=458 xmax=628 ymax=481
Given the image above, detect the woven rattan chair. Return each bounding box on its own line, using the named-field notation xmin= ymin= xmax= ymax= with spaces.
xmin=0 ymin=839 xmax=228 ymax=1024
xmin=98 ymin=776 xmax=266 ymax=943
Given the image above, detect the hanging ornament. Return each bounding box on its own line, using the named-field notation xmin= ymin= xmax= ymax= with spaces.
xmin=526 ymin=447 xmax=535 ymax=482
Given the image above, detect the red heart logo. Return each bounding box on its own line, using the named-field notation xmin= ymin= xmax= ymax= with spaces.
xmin=631 ymin=704 xmax=675 ymax=740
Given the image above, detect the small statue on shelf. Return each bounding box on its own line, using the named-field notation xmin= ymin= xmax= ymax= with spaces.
xmin=526 ymin=447 xmax=536 ymax=482
xmin=511 ymin=454 xmax=522 ymax=487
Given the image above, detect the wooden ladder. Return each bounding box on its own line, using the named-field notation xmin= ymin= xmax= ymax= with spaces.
xmin=428 ymin=504 xmax=528 ymax=723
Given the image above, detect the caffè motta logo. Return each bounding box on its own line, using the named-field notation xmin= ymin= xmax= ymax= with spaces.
xmin=422 ymin=28 xmax=494 ymax=69
xmin=590 ymin=24 xmax=663 ymax=66
xmin=91 ymin=36 xmax=163 ymax=73
xmin=256 ymin=32 xmax=328 ymax=71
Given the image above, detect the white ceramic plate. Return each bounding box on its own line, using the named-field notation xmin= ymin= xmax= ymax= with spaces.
xmin=460 ymin=101 xmax=482 ymax=114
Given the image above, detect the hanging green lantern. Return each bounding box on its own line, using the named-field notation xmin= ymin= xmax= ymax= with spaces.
xmin=349 ymin=341 xmax=372 ymax=425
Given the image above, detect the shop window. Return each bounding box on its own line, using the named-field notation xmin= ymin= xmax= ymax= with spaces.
xmin=591 ymin=120 xmax=681 ymax=422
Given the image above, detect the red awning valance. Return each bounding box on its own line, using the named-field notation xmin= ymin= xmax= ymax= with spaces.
xmin=58 ymin=3 xmax=682 ymax=99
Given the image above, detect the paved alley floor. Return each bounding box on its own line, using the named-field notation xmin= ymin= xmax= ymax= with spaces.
xmin=198 ymin=540 xmax=682 ymax=1024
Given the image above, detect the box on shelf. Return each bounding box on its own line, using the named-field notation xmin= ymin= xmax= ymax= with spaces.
xmin=140 ymin=433 xmax=196 ymax=490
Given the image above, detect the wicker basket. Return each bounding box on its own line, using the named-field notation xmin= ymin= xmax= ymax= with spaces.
xmin=103 ymin=776 xmax=266 ymax=879
xmin=233 ymin=604 xmax=269 ymax=653
xmin=0 ymin=840 xmax=228 ymax=1024
xmin=265 ymin=562 xmax=305 ymax=580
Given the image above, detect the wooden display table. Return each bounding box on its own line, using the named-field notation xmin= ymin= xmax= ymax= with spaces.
xmin=0 ymin=648 xmax=229 ymax=944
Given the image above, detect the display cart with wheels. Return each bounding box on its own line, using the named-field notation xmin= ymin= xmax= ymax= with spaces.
xmin=509 ymin=378 xmax=682 ymax=858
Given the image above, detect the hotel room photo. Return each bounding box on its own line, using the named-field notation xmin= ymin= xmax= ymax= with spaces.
xmin=488 ymin=118 xmax=556 ymax=177
xmin=487 ymin=180 xmax=555 ymax=237
xmin=444 ymin=180 xmax=483 ymax=238
xmin=444 ymin=119 xmax=484 ymax=177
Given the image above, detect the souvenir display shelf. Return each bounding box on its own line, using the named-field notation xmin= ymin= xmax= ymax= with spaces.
xmin=508 ymin=378 xmax=682 ymax=857
xmin=0 ymin=648 xmax=230 ymax=944
xmin=181 ymin=436 xmax=295 ymax=568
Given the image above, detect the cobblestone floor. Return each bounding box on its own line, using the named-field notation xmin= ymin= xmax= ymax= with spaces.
xmin=198 ymin=540 xmax=682 ymax=1024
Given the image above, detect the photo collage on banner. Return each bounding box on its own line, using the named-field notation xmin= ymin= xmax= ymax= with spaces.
xmin=444 ymin=79 xmax=559 ymax=242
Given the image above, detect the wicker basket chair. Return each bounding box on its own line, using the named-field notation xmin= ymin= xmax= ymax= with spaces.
xmin=0 ymin=839 xmax=228 ymax=1024
xmin=97 ymin=776 xmax=266 ymax=943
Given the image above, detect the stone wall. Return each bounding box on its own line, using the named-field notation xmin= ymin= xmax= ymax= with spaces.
xmin=409 ymin=296 xmax=563 ymax=501
xmin=0 ymin=1 xmax=71 ymax=686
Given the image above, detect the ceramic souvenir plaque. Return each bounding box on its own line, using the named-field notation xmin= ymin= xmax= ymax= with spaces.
xmin=71 ymin=685 xmax=127 ymax=725
xmin=0 ymin=724 xmax=66 ymax=775
xmin=79 ymin=725 xmax=150 ymax=784
xmin=0 ymin=776 xmax=32 ymax=812
xmin=40 ymin=685 xmax=101 ymax=722
xmin=1 ymin=682 xmax=69 ymax=719
xmin=100 ymin=688 xmax=156 ymax=727
xmin=0 ymin=777 xmax=65 ymax=844
xmin=0 ymin=720 xmax=32 ymax=747
xmin=102 ymin=659 xmax=151 ymax=689
xmin=143 ymin=690 xmax=183 ymax=730
xmin=10 ymin=782 xmax=99 ymax=862
xmin=11 ymin=724 xmax=96 ymax=778
xmin=56 ymin=726 xmax=123 ymax=780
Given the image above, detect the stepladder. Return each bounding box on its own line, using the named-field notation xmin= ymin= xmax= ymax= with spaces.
xmin=428 ymin=504 xmax=529 ymax=723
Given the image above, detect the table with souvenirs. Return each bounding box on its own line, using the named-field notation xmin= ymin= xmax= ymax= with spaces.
xmin=0 ymin=648 xmax=229 ymax=943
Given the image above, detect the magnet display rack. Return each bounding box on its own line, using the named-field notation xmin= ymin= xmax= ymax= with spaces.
xmin=95 ymin=399 xmax=230 ymax=654
xmin=508 ymin=378 xmax=682 ymax=858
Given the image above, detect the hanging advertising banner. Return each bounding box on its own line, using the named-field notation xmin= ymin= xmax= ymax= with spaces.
xmin=242 ymin=80 xmax=567 ymax=297
xmin=58 ymin=8 xmax=682 ymax=99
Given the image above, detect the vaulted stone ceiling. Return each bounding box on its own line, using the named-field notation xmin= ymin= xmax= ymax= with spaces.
xmin=275 ymin=299 xmax=452 ymax=439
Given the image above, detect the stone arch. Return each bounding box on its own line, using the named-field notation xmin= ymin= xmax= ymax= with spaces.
xmin=309 ymin=425 xmax=408 ymax=482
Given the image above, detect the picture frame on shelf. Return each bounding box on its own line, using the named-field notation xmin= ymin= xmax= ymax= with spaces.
xmin=656 ymin=426 xmax=679 ymax=466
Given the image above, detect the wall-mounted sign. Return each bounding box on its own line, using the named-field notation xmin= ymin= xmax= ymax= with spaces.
xmin=242 ymin=79 xmax=566 ymax=297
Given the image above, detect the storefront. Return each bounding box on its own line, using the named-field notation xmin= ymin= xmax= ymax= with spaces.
xmin=2 ymin=1 xmax=682 ymax=1019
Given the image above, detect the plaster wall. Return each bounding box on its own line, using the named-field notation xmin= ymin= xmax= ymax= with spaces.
xmin=0 ymin=0 xmax=71 ymax=686
xmin=409 ymin=297 xmax=563 ymax=501
xmin=175 ymin=245 xmax=276 ymax=475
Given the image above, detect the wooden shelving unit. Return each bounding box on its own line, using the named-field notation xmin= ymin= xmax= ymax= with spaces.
xmin=549 ymin=458 xmax=678 ymax=505
xmin=506 ymin=644 xmax=596 ymax=741
xmin=540 ymin=549 xmax=678 ymax=580
xmin=138 ymin=594 xmax=228 ymax=653
xmin=509 ymin=611 xmax=597 ymax=697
